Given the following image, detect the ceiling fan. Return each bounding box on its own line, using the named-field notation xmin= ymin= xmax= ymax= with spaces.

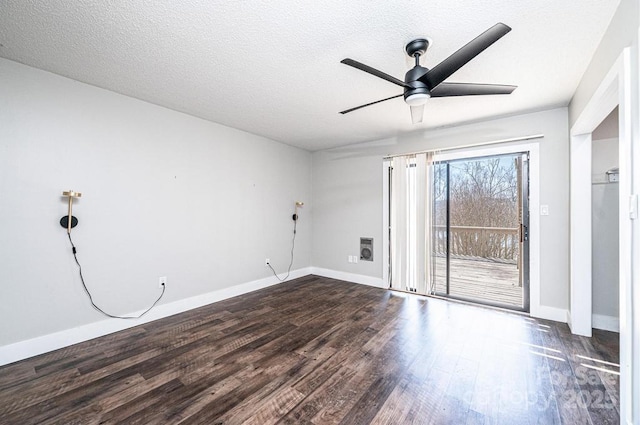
xmin=339 ymin=23 xmax=516 ymax=124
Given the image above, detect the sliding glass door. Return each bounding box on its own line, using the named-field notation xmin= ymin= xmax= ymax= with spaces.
xmin=433 ymin=152 xmax=529 ymax=311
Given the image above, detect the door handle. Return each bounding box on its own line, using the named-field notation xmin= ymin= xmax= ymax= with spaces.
xmin=520 ymin=223 xmax=528 ymax=242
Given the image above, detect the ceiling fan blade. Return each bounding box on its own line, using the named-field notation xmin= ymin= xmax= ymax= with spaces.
xmin=341 ymin=59 xmax=411 ymax=88
xmin=430 ymin=82 xmax=516 ymax=97
xmin=339 ymin=94 xmax=403 ymax=114
xmin=421 ymin=23 xmax=511 ymax=90
xmin=410 ymin=104 xmax=425 ymax=124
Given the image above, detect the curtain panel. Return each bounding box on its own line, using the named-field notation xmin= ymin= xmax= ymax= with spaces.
xmin=390 ymin=153 xmax=433 ymax=294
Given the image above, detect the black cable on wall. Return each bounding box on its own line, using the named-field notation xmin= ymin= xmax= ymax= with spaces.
xmin=67 ymin=233 xmax=165 ymax=319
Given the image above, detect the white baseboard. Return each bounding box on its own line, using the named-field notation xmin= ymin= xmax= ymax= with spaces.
xmin=0 ymin=267 xmax=312 ymax=366
xmin=310 ymin=267 xmax=386 ymax=289
xmin=530 ymin=305 xmax=569 ymax=323
xmin=592 ymin=314 xmax=620 ymax=332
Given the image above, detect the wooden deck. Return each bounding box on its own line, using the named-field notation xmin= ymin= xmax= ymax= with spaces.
xmin=433 ymin=256 xmax=523 ymax=308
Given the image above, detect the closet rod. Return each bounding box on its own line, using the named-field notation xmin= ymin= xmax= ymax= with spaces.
xmin=383 ymin=134 xmax=544 ymax=160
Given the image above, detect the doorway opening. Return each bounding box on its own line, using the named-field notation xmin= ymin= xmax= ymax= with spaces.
xmin=591 ymin=107 xmax=620 ymax=332
xmin=569 ymin=48 xmax=632 ymax=422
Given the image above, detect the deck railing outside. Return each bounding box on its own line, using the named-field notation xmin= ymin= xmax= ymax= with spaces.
xmin=433 ymin=225 xmax=519 ymax=264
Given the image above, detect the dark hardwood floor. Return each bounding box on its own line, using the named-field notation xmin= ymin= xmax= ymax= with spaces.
xmin=0 ymin=275 xmax=619 ymax=424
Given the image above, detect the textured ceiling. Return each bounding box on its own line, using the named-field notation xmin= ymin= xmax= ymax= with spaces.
xmin=0 ymin=0 xmax=620 ymax=151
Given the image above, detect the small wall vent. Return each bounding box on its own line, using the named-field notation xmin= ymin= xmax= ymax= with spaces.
xmin=360 ymin=238 xmax=373 ymax=261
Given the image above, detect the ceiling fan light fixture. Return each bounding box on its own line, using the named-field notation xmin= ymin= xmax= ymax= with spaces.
xmin=405 ymin=92 xmax=430 ymax=106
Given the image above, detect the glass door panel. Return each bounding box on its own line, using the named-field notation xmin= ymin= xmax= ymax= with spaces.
xmin=433 ymin=153 xmax=529 ymax=311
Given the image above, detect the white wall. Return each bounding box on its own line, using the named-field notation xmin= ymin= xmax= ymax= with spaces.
xmin=312 ymin=108 xmax=570 ymax=313
xmin=591 ymin=136 xmax=619 ymax=322
xmin=569 ymin=0 xmax=638 ymax=127
xmin=0 ymin=58 xmax=312 ymax=348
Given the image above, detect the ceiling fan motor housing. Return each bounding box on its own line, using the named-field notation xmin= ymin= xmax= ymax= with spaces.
xmin=404 ymin=66 xmax=430 ymax=101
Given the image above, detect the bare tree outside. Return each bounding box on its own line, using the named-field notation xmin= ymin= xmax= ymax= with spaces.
xmin=449 ymin=158 xmax=517 ymax=227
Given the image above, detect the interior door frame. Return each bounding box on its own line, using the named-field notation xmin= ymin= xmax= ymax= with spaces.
xmin=569 ymin=51 xmax=630 ymax=334
xmin=383 ymin=141 xmax=541 ymax=315
xmin=569 ymin=48 xmax=635 ymax=422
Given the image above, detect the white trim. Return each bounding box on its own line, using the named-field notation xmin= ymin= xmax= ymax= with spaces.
xmin=429 ymin=142 xmax=537 ymax=162
xmin=0 ymin=267 xmax=312 ymax=366
xmin=570 ymin=47 xmax=635 ymax=424
xmin=529 ymin=305 xmax=568 ymax=323
xmin=383 ymin=134 xmax=544 ymax=159
xmin=569 ymin=133 xmax=593 ymax=337
xmin=625 ymin=32 xmax=640 ymax=425
xmin=569 ymin=50 xmax=625 ymax=338
xmin=592 ymin=314 xmax=620 ymax=332
xmin=310 ymin=267 xmax=386 ymax=288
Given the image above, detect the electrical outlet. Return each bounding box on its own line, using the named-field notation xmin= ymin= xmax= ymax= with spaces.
xmin=159 ymin=276 xmax=167 ymax=288
xmin=265 ymin=258 xmax=270 ymax=267
xmin=353 ymin=256 xmax=358 ymax=264
xmin=347 ymin=255 xmax=352 ymax=263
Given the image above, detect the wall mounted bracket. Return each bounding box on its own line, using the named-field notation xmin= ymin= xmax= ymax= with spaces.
xmin=293 ymin=201 xmax=304 ymax=221
xmin=60 ymin=190 xmax=82 ymax=233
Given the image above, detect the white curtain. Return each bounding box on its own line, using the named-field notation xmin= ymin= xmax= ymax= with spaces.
xmin=390 ymin=156 xmax=409 ymax=291
xmin=390 ymin=153 xmax=433 ymax=293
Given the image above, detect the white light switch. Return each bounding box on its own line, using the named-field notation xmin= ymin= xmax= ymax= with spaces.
xmin=540 ymin=205 xmax=549 ymax=216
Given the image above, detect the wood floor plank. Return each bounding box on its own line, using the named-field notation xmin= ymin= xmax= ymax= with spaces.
xmin=0 ymin=368 xmax=81 ymax=416
xmin=168 ymin=375 xmax=245 ymax=423
xmin=0 ymin=362 xmax=36 ymax=391
xmin=369 ymin=375 xmax=417 ymax=425
xmin=0 ymin=275 xmax=620 ymax=424
xmin=404 ymin=367 xmax=453 ymax=424
xmin=97 ymin=378 xmax=185 ymax=425
xmin=3 ymin=369 xmax=146 ymax=425
xmin=282 ymin=364 xmax=359 ymax=424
